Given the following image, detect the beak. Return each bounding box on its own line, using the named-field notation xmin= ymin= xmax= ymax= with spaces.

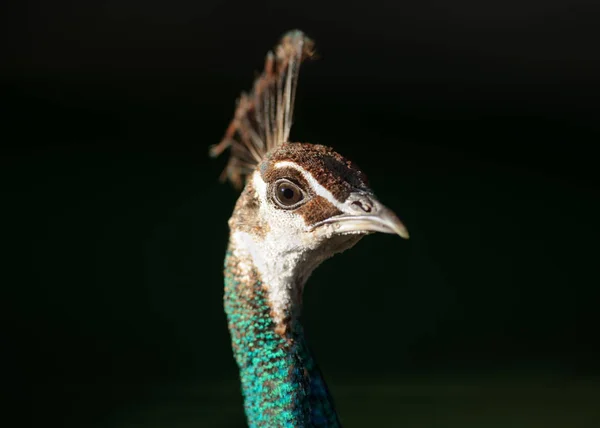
xmin=314 ymin=195 xmax=410 ymax=239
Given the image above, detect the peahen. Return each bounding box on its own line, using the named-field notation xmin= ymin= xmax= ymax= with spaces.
xmin=210 ymin=30 xmax=409 ymax=427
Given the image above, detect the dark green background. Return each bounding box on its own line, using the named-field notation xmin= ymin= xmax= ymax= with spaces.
xmin=3 ymin=1 xmax=600 ymax=427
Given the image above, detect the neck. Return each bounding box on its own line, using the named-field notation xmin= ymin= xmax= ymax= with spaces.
xmin=223 ymin=237 xmax=341 ymax=427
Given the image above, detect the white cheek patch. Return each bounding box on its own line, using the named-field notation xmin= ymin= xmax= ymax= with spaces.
xmin=233 ymin=172 xmax=313 ymax=325
xmin=233 ymin=170 xmax=349 ymax=327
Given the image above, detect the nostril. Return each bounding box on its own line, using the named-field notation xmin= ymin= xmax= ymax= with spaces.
xmin=352 ymin=200 xmax=372 ymax=213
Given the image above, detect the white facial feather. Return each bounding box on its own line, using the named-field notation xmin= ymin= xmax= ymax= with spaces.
xmin=231 ymin=170 xmax=342 ymax=325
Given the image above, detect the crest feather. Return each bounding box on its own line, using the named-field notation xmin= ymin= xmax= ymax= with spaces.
xmin=210 ymin=30 xmax=315 ymax=189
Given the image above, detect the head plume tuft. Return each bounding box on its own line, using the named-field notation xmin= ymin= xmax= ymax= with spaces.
xmin=210 ymin=30 xmax=315 ymax=189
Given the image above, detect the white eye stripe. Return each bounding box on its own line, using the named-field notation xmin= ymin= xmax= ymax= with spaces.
xmin=273 ymin=161 xmax=346 ymax=211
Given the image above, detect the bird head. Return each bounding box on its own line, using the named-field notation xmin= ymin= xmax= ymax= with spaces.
xmin=234 ymin=141 xmax=408 ymax=254
xmin=226 ymin=141 xmax=408 ymax=310
xmin=212 ymin=30 xmax=408 ymax=319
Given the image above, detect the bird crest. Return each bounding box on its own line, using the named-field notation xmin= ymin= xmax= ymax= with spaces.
xmin=209 ymin=30 xmax=315 ymax=189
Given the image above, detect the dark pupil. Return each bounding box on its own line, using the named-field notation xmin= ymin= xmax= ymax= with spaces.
xmin=276 ymin=181 xmax=302 ymax=207
xmin=281 ymin=186 xmax=295 ymax=200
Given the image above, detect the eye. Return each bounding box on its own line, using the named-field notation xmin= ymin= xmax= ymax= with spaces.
xmin=273 ymin=179 xmax=305 ymax=208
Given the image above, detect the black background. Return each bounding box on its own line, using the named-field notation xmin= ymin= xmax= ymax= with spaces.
xmin=2 ymin=1 xmax=599 ymax=427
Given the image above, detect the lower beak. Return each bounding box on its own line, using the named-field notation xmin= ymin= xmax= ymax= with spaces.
xmin=316 ymin=201 xmax=410 ymax=239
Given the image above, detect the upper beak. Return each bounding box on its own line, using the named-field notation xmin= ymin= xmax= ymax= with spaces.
xmin=314 ymin=195 xmax=410 ymax=239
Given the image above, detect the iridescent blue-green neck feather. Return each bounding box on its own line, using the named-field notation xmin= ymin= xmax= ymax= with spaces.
xmin=224 ymin=247 xmax=341 ymax=427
